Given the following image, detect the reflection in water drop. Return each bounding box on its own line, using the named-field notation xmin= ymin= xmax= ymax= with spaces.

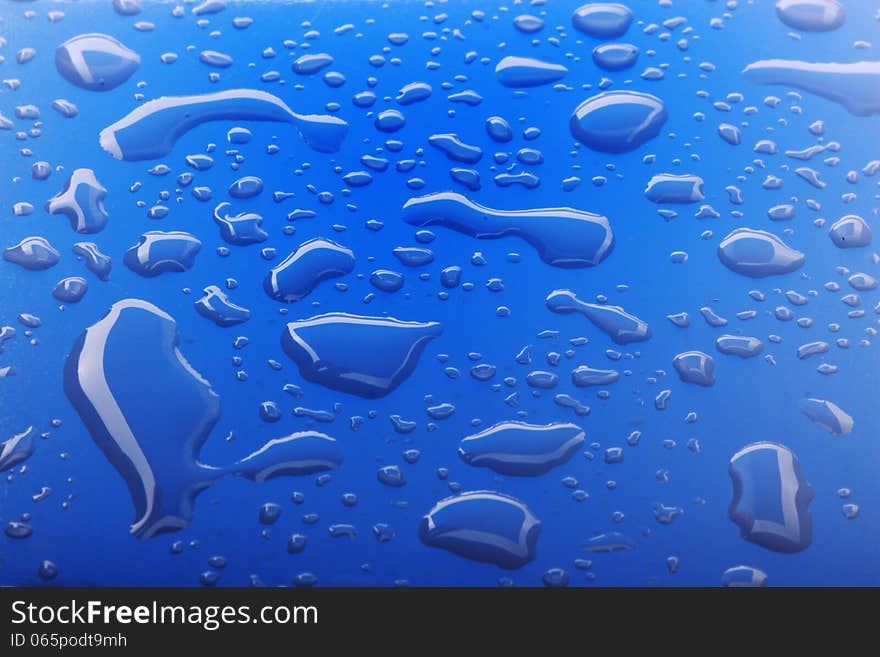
xmin=123 ymin=231 xmax=201 ymax=278
xmin=403 ymin=191 xmax=613 ymax=268
xmin=495 ymin=56 xmax=568 ymax=88
xmin=546 ymin=289 xmax=651 ymax=344
xmin=799 ymin=398 xmax=853 ymax=435
xmin=55 ymin=33 xmax=140 ymax=91
xmin=72 ymin=242 xmax=111 ymax=280
xmin=775 ymin=0 xmax=845 ymax=32
xmin=829 ymin=215 xmax=871 ymax=248
xmin=644 ymin=174 xmax=705 ymax=204
xmin=264 ymin=238 xmax=355 ymax=302
xmin=717 ymin=228 xmax=805 ymax=278
xmin=0 ymin=426 xmax=36 ymax=473
xmin=722 ymin=565 xmax=768 ymax=587
xmin=570 ymin=91 xmax=667 ymax=153
xmin=281 ymin=313 xmax=441 ymax=398
xmin=592 ymin=43 xmax=639 ymax=71
xmin=673 ymin=351 xmax=715 ymax=387
xmin=458 ymin=421 xmax=585 ymax=476
xmin=46 ymin=168 xmax=109 ymax=234
xmin=4 ymin=236 xmax=61 ymax=271
xmin=743 ymin=60 xmax=880 ymax=116
xmin=64 ymin=300 xmax=343 ymax=538
xmin=572 ymin=3 xmax=633 ymax=38
xmin=194 ymin=286 xmax=251 ymax=327
xmin=99 ymin=89 xmax=348 ymax=161
xmin=419 ymin=491 xmax=541 ymax=568
xmin=728 ymin=442 xmax=813 ymax=553
xmin=52 ymin=276 xmax=88 ymax=303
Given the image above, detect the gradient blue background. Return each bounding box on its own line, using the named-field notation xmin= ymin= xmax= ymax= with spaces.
xmin=1 ymin=0 xmax=878 ymax=586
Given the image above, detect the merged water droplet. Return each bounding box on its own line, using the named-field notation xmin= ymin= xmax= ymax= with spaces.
xmin=402 ymin=191 xmax=613 ymax=268
xmin=46 ymin=168 xmax=108 ymax=234
xmin=546 ymin=289 xmax=651 ymax=344
xmin=64 ymin=299 xmax=343 ymax=538
xmin=428 ymin=133 xmax=483 ymax=163
xmin=571 ymin=365 xmax=619 ymax=386
xmin=212 ymin=202 xmax=268 ymax=246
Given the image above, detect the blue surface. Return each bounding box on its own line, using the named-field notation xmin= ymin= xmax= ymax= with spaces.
xmin=1 ymin=0 xmax=879 ymax=587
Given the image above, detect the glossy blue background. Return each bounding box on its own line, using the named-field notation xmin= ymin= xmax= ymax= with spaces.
xmin=1 ymin=0 xmax=879 ymax=586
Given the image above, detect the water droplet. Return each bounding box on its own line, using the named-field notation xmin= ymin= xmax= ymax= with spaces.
xmin=572 ymin=3 xmax=633 ymax=38
xmin=55 ymin=33 xmax=140 ymax=91
xmin=717 ymin=228 xmax=805 ymax=278
xmin=281 ymin=313 xmax=441 ymax=398
xmin=46 ymin=168 xmax=108 ymax=233
xmin=264 ymin=238 xmax=354 ymax=302
xmin=403 ymin=192 xmax=613 ymax=268
xmin=459 ymin=421 xmax=585 ymax=476
xmin=546 ymin=289 xmax=651 ymax=344
xmin=100 ymin=89 xmax=348 ymax=161
xmin=570 ymin=91 xmax=667 ymax=153
xmin=728 ymin=442 xmax=813 ymax=553
xmin=419 ymin=491 xmax=541 ymax=568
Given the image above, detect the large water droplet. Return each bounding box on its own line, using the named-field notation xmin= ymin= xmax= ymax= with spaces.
xmin=46 ymin=168 xmax=108 ymax=234
xmin=570 ymin=91 xmax=667 ymax=153
xmin=717 ymin=228 xmax=805 ymax=278
xmin=546 ymin=289 xmax=651 ymax=344
xmin=55 ymin=33 xmax=140 ymax=91
xmin=459 ymin=421 xmax=585 ymax=476
xmin=402 ymin=191 xmax=613 ymax=268
xmin=0 ymin=426 xmax=36 ymax=473
xmin=572 ymin=3 xmax=633 ymax=38
xmin=776 ymin=0 xmax=845 ymax=32
xmin=742 ymin=60 xmax=880 ymax=117
xmin=3 ymin=236 xmax=60 ymax=271
xmin=495 ymin=56 xmax=568 ymax=88
xmin=728 ymin=442 xmax=813 ymax=553
xmin=263 ymin=238 xmax=355 ymax=302
xmin=799 ymin=398 xmax=853 ymax=435
xmin=281 ymin=313 xmax=441 ymax=398
xmin=419 ymin=491 xmax=541 ymax=568
xmin=123 ymin=231 xmax=201 ymax=278
xmin=99 ymin=89 xmax=348 ymax=161
xmin=65 ymin=299 xmax=343 ymax=538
